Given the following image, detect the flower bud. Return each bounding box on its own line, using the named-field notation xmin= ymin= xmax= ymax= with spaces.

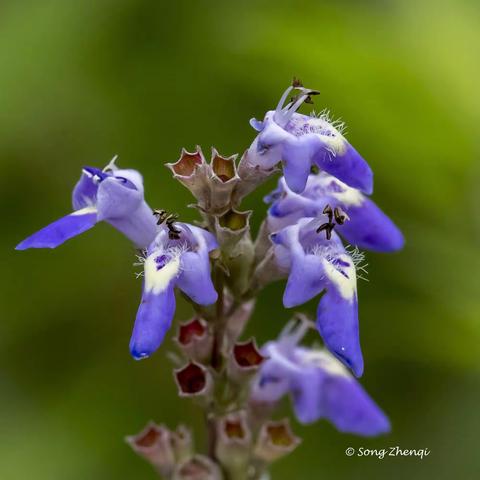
xmin=173 ymin=455 xmax=222 ymax=480
xmin=174 ymin=361 xmax=213 ymax=400
xmin=175 ymin=317 xmax=213 ymax=363
xmin=254 ymin=419 xmax=301 ymax=463
xmin=228 ymin=338 xmax=265 ymax=383
xmin=215 ymin=410 xmax=252 ymax=474
xmin=215 ymin=209 xmax=254 ymax=296
xmin=125 ymin=422 xmax=175 ymax=476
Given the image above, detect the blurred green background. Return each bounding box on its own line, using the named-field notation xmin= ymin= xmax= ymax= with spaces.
xmin=1 ymin=0 xmax=479 ymax=478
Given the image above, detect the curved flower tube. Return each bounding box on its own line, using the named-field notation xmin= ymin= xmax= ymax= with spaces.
xmin=247 ymin=83 xmax=373 ymax=194
xmin=130 ymin=223 xmax=218 ymax=360
xmin=271 ymin=218 xmax=363 ymax=376
xmin=16 ymin=159 xmax=157 ymax=250
xmin=251 ymin=321 xmax=390 ymax=436
xmin=265 ymin=173 xmax=404 ymax=252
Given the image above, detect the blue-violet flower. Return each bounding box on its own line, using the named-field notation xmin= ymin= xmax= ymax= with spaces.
xmin=271 ymin=218 xmax=364 ymax=376
xmin=265 ymin=172 xmax=404 ymax=252
xmin=251 ymin=321 xmax=390 ymax=436
xmin=16 ymin=158 xmax=157 ymax=250
xmin=248 ymin=83 xmax=373 ymax=194
xmin=130 ymin=223 xmax=218 ymax=360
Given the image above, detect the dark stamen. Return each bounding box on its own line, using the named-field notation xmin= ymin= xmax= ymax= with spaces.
xmin=316 ymin=204 xmax=348 ymax=240
xmin=334 ymin=206 xmax=349 ymax=225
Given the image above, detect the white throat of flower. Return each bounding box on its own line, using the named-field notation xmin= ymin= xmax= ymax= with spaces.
xmin=143 ymin=245 xmax=185 ymax=295
xmin=310 ymin=245 xmax=357 ymax=301
xmin=314 ymin=174 xmax=364 ymax=207
xmin=302 ymin=349 xmax=351 ymax=378
xmin=71 ymin=206 xmax=97 ymax=215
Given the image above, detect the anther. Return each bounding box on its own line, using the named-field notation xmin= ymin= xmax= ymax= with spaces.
xmin=334 ymin=206 xmax=349 ymax=225
xmin=316 ymin=204 xmax=350 ymax=239
xmin=316 ymin=204 xmax=335 ymax=240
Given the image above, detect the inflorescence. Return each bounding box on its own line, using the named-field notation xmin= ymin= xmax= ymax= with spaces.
xmin=16 ymin=79 xmax=404 ymax=480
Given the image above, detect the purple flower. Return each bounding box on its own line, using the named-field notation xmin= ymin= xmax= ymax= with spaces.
xmin=248 ymin=83 xmax=373 ymax=194
xmin=16 ymin=158 xmax=157 ymax=250
xmin=251 ymin=321 xmax=390 ymax=436
xmin=265 ymin=173 xmax=404 ymax=252
xmin=271 ymin=218 xmax=364 ymax=376
xmin=130 ymin=223 xmax=218 ymax=360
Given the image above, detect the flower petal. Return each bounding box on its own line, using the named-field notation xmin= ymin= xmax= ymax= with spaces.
xmin=96 ymin=171 xmax=157 ymax=248
xmin=188 ymin=225 xmax=219 ymax=253
xmin=282 ymin=140 xmax=313 ymax=193
xmin=129 ymin=283 xmax=176 ymax=360
xmin=177 ymin=252 xmax=217 ymax=305
xmin=283 ymin=253 xmax=325 ymax=307
xmin=320 ymin=375 xmax=390 ymax=436
xmin=291 ymin=368 xmax=324 ymax=424
xmin=72 ymin=170 xmax=99 ymax=210
xmin=339 ymin=198 xmax=404 ymax=252
xmin=15 ymin=207 xmax=98 ymax=250
xmin=316 ymin=288 xmax=364 ymax=377
xmin=312 ymin=137 xmax=373 ymax=195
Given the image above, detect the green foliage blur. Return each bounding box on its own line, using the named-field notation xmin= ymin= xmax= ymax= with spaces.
xmin=1 ymin=0 xmax=479 ymax=478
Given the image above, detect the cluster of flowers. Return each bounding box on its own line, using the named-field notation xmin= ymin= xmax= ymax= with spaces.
xmin=17 ymin=81 xmax=403 ymax=479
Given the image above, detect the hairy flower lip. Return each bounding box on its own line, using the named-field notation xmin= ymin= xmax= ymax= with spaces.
xmin=174 ymin=362 xmax=212 ymax=397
